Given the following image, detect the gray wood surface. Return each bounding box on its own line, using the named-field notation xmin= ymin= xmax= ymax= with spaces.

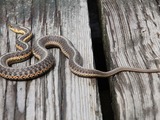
xmin=0 ymin=0 xmax=102 ymax=120
xmin=99 ymin=0 xmax=160 ymax=119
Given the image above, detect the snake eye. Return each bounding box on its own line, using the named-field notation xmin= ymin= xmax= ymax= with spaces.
xmin=8 ymin=24 xmax=12 ymax=28
xmin=8 ymin=25 xmax=13 ymax=29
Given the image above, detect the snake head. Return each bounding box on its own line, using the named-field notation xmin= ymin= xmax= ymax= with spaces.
xmin=8 ymin=24 xmax=26 ymax=34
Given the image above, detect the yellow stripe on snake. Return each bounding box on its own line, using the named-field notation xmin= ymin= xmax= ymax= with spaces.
xmin=0 ymin=24 xmax=160 ymax=80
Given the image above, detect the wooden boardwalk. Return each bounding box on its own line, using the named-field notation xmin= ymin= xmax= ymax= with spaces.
xmin=0 ymin=0 xmax=102 ymax=120
xmin=99 ymin=0 xmax=160 ymax=119
xmin=1 ymin=0 xmax=160 ymax=120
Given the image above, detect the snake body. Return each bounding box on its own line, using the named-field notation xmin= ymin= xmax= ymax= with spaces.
xmin=0 ymin=25 xmax=160 ymax=80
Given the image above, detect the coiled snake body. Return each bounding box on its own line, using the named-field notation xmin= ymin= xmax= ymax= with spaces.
xmin=0 ymin=25 xmax=160 ymax=80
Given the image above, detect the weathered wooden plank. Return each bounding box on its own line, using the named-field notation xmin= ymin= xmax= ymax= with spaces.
xmin=0 ymin=0 xmax=102 ymax=120
xmin=99 ymin=0 xmax=160 ymax=119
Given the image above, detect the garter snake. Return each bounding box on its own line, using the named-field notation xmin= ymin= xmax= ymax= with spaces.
xmin=0 ymin=24 xmax=160 ymax=80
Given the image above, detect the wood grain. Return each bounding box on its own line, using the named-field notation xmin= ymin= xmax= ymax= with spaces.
xmin=99 ymin=0 xmax=160 ymax=119
xmin=0 ymin=0 xmax=102 ymax=120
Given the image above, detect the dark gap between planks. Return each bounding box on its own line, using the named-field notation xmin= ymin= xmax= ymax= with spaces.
xmin=87 ymin=0 xmax=114 ymax=119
